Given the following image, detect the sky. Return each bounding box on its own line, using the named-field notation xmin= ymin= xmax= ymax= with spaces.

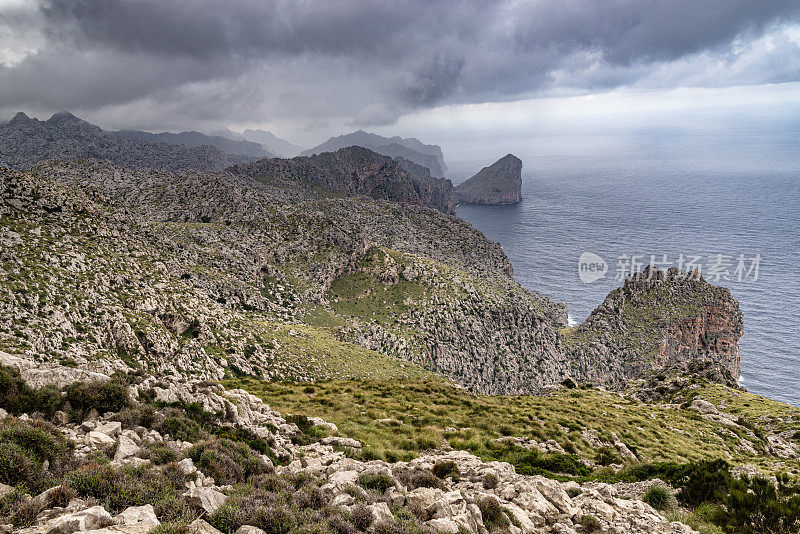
xmin=1 ymin=0 xmax=800 ymax=156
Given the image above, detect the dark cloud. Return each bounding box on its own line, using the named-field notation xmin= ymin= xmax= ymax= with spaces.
xmin=1 ymin=0 xmax=799 ymax=132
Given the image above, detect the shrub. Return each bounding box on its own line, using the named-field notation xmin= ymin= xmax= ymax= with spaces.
xmin=678 ymin=459 xmax=732 ymax=507
xmin=188 ymin=438 xmax=268 ymax=485
xmin=350 ymin=504 xmax=373 ymax=531
xmin=252 ymin=505 xmax=296 ymax=534
xmin=579 ymin=515 xmax=602 ymax=532
xmin=157 ymin=412 xmax=202 ymax=442
xmin=0 ymin=418 xmax=75 ymax=491
xmin=146 ymin=444 xmax=178 ymax=465
xmin=65 ymin=378 xmax=130 ymax=421
xmin=357 ymin=472 xmax=395 ymax=494
xmin=432 ymin=461 xmax=459 ymax=480
xmin=477 ymin=497 xmax=508 ymax=532
xmin=714 ymin=475 xmax=800 ymax=534
xmin=643 ymin=485 xmax=672 ymax=510
xmin=0 ymin=365 xmax=63 ymax=418
xmin=209 ymin=501 xmax=240 ymax=534
xmin=482 ymin=473 xmax=499 ymax=490
xmin=294 ymin=486 xmax=325 ymax=510
xmin=594 ymin=447 xmax=620 ymax=466
xmin=66 ymin=463 xmax=188 ymax=517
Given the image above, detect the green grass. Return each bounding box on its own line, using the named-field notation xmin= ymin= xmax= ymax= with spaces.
xmin=228 ymin=378 xmax=800 ymax=475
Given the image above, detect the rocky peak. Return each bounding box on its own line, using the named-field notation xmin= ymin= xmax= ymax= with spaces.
xmin=566 ymin=266 xmax=744 ymax=386
xmin=453 ymin=154 xmax=522 ymax=205
xmin=8 ymin=111 xmax=31 ymax=125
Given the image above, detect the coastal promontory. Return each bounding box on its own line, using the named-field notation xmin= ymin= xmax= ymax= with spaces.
xmin=453 ymin=154 xmax=523 ymax=205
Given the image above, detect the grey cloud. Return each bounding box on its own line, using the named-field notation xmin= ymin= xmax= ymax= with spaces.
xmin=1 ymin=0 xmax=798 ymax=131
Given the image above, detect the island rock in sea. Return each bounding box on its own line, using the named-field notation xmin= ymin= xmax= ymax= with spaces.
xmin=453 ymin=154 xmax=522 ymax=205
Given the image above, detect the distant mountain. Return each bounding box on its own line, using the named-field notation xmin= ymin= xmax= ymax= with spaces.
xmin=0 ymin=112 xmax=252 ymax=171
xmin=301 ymin=130 xmax=448 ymax=177
xmin=112 ymin=129 xmax=273 ymax=158
xmin=228 ymin=145 xmax=454 ymax=214
xmin=454 ymin=154 xmax=523 ymax=205
xmin=241 ymin=129 xmax=304 ymax=158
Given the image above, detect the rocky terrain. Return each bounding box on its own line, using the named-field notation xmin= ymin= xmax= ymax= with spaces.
xmin=0 ymin=113 xmax=252 ymax=172
xmin=0 ymin=356 xmax=699 ymax=534
xmin=0 ymin=156 xmax=742 ymax=395
xmin=228 ymin=147 xmax=454 ymax=215
xmin=453 ymin=156 xmax=522 ymax=205
xmin=302 ymin=131 xmax=448 ymax=178
xmin=1 ymin=141 xmax=798 ymax=532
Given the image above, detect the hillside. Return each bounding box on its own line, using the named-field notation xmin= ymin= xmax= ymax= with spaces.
xmin=228 ymin=146 xmax=455 ymax=215
xmin=0 ymin=112 xmax=252 ymax=172
xmin=1 ymin=155 xmax=794 ymax=533
xmin=112 ymin=130 xmax=273 ymax=158
xmin=302 ymin=131 xmax=448 ymax=178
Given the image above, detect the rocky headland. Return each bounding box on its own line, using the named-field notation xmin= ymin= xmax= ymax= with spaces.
xmin=453 ymin=155 xmax=522 ymax=205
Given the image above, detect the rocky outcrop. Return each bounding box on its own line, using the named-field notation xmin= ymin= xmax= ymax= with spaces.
xmin=453 ymin=154 xmax=522 ymax=205
xmin=228 ymin=146 xmax=455 ymax=214
xmin=564 ymin=266 xmax=744 ymax=387
xmin=0 ymin=112 xmax=252 ymax=171
xmin=301 ymin=130 xmax=448 ymax=177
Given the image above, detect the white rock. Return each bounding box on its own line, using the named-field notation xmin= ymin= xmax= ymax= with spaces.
xmin=113 ymin=435 xmax=140 ymax=462
xmin=183 ymin=486 xmax=227 ymax=515
xmin=368 ymin=502 xmax=394 ymax=524
xmin=235 ymin=527 xmax=265 ymax=534
xmin=188 ymin=519 xmax=224 ymax=534
xmin=86 ymin=431 xmax=116 ymax=448
xmin=45 ymin=505 xmax=113 ymax=534
xmin=95 ymin=422 xmax=122 ymax=438
xmin=115 ymin=505 xmax=158 ymax=526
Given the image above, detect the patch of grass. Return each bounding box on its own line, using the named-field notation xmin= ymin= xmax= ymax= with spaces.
xmin=231 ymin=377 xmax=799 ymax=479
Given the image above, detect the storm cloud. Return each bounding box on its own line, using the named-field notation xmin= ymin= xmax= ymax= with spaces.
xmin=1 ymin=0 xmax=799 ymax=133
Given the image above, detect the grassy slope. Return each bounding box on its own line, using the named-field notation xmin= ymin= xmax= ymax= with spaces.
xmin=229 ymin=377 xmax=800 ymax=476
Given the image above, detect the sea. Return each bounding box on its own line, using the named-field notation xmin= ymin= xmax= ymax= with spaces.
xmin=452 ymin=116 xmax=800 ymax=406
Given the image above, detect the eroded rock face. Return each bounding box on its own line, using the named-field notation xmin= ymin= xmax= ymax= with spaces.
xmin=228 ymin=146 xmax=455 ymax=214
xmin=565 ymin=266 xmax=744 ymax=386
xmin=453 ymin=154 xmax=522 ymax=205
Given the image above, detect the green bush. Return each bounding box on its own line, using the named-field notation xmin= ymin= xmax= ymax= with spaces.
xmin=579 ymin=515 xmax=601 ymax=532
xmin=357 ymin=472 xmax=395 ymax=494
xmin=432 ymin=461 xmax=460 ymax=480
xmin=714 ymin=475 xmax=800 ymax=534
xmin=188 ymin=438 xmax=268 ymax=485
xmin=65 ymin=378 xmax=130 ymax=421
xmin=0 ymin=418 xmax=75 ymax=491
xmin=594 ymin=447 xmax=620 ymax=466
xmin=350 ymin=504 xmax=373 ymax=531
xmin=66 ymin=463 xmax=188 ymax=518
xmin=0 ymin=365 xmax=63 ymax=418
xmin=643 ymin=484 xmax=672 ymax=510
xmin=482 ymin=473 xmax=499 ymax=490
xmin=477 ymin=497 xmax=508 ymax=532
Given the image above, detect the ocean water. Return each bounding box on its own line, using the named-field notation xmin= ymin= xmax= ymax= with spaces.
xmin=454 ymin=122 xmax=800 ymax=406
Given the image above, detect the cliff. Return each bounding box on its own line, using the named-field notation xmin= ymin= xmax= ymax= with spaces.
xmin=563 ymin=265 xmax=743 ymax=387
xmin=0 ymin=112 xmax=251 ymax=171
xmin=454 ymin=154 xmax=523 ymax=205
xmin=228 ymin=146 xmax=455 ymax=214
xmin=112 ymin=129 xmax=274 ymax=158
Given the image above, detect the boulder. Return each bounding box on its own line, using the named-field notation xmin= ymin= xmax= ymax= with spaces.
xmin=114 ymin=505 xmax=158 ymax=526
xmin=188 ymin=519 xmax=224 ymax=534
xmin=183 ymin=486 xmax=227 ymax=515
xmin=45 ymin=506 xmax=113 ymax=534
